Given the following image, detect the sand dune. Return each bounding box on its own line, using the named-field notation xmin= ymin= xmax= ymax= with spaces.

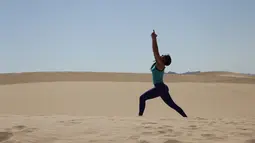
xmin=0 ymin=71 xmax=255 ymax=85
xmin=0 ymin=72 xmax=255 ymax=143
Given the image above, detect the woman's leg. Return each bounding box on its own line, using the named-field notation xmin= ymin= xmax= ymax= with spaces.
xmin=139 ymin=87 xmax=160 ymax=116
xmin=160 ymin=92 xmax=188 ymax=117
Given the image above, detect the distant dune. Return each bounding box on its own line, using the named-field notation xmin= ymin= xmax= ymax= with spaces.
xmin=168 ymin=71 xmax=255 ymax=76
xmin=0 ymin=71 xmax=255 ymax=85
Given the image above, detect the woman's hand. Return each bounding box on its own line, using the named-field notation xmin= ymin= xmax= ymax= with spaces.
xmin=151 ymin=30 xmax=164 ymax=69
xmin=151 ymin=30 xmax=157 ymax=40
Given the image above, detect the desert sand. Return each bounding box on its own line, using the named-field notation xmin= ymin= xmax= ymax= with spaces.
xmin=0 ymin=72 xmax=254 ymax=143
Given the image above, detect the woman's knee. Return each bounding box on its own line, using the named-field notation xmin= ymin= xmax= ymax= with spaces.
xmin=164 ymin=84 xmax=169 ymax=91
xmin=139 ymin=95 xmax=146 ymax=102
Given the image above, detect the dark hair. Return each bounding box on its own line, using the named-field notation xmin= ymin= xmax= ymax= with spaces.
xmin=162 ymin=54 xmax=171 ymax=66
xmin=151 ymin=54 xmax=172 ymax=69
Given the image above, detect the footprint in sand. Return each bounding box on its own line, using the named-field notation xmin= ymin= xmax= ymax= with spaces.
xmin=58 ymin=119 xmax=83 ymax=126
xmin=128 ymin=135 xmax=140 ymax=140
xmin=157 ymin=126 xmax=173 ymax=134
xmin=201 ymin=133 xmax=216 ymax=138
xmin=188 ymin=125 xmax=199 ymax=130
xmin=138 ymin=140 xmax=150 ymax=143
xmin=142 ymin=131 xmax=153 ymax=135
xmin=245 ymin=139 xmax=255 ymax=143
xmin=195 ymin=117 xmax=207 ymax=121
xmin=230 ymin=130 xmax=253 ymax=137
xmin=201 ymin=133 xmax=225 ymax=140
xmin=68 ymin=119 xmax=83 ymax=124
xmin=12 ymin=125 xmax=26 ymax=131
xmin=158 ymin=125 xmax=173 ymax=130
xmin=141 ymin=121 xmax=157 ymax=125
xmin=143 ymin=126 xmax=153 ymax=129
xmin=89 ymin=139 xmax=115 ymax=143
xmin=163 ymin=139 xmax=182 ymax=143
xmin=0 ymin=131 xmax=13 ymax=142
xmin=163 ymin=131 xmax=183 ymax=138
xmin=11 ymin=125 xmax=37 ymax=133
xmin=141 ymin=124 xmax=174 ymax=136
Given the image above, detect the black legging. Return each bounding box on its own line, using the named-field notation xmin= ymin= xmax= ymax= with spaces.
xmin=139 ymin=83 xmax=187 ymax=117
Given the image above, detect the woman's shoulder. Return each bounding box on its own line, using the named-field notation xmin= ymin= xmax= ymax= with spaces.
xmin=150 ymin=62 xmax=157 ymax=70
xmin=151 ymin=62 xmax=165 ymax=72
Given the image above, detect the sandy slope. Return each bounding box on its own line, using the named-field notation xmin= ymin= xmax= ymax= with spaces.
xmin=0 ymin=72 xmax=255 ymax=143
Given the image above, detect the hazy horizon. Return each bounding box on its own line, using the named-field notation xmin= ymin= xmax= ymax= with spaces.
xmin=0 ymin=70 xmax=254 ymax=75
xmin=1 ymin=0 xmax=254 ymax=74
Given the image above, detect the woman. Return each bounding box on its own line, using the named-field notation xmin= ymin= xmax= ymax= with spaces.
xmin=138 ymin=30 xmax=188 ymax=117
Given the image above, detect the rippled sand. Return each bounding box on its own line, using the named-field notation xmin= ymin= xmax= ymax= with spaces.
xmin=0 ymin=72 xmax=255 ymax=143
xmin=0 ymin=115 xmax=254 ymax=143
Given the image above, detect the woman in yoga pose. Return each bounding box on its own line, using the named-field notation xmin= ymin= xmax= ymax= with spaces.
xmin=138 ymin=30 xmax=188 ymax=117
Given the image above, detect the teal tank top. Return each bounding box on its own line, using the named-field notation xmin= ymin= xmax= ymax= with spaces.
xmin=150 ymin=63 xmax=165 ymax=84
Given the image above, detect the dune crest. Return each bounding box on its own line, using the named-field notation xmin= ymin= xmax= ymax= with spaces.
xmin=0 ymin=71 xmax=255 ymax=85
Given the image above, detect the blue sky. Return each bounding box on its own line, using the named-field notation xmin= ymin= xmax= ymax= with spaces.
xmin=0 ymin=0 xmax=254 ymax=74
